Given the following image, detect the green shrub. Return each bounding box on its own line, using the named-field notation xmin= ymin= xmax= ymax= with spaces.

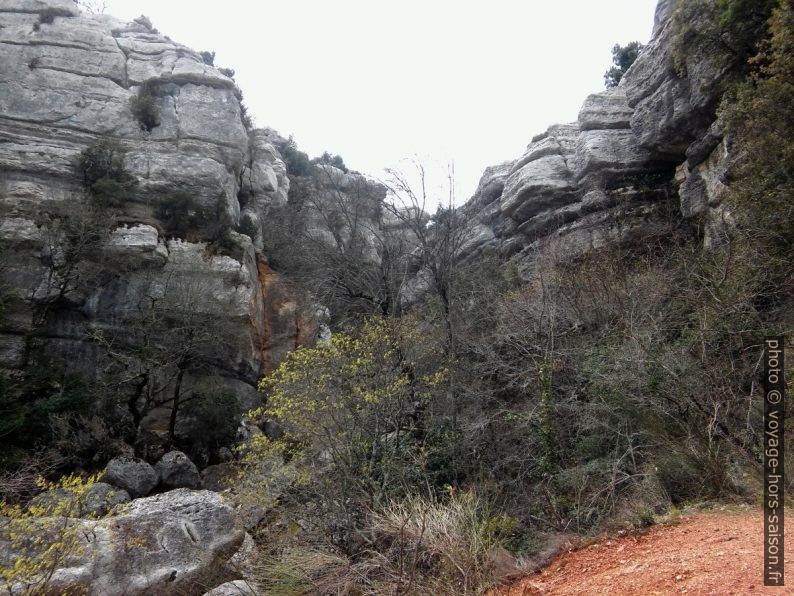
xmin=604 ymin=41 xmax=644 ymax=87
xmin=311 ymin=151 xmax=348 ymax=173
xmin=76 ymin=138 xmax=136 ymax=207
xmin=719 ymin=0 xmax=794 ymax=255
xmin=199 ymin=50 xmax=215 ymax=66
xmin=129 ymin=82 xmax=160 ymax=132
xmin=278 ymin=136 xmax=313 ymax=177
xmin=671 ymin=0 xmax=775 ymax=78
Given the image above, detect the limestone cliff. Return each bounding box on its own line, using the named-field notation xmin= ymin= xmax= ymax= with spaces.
xmin=459 ymin=0 xmax=734 ymax=270
xmin=0 ymin=0 xmax=305 ymax=453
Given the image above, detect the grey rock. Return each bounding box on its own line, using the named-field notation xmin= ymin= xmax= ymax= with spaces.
xmin=103 ymin=456 xmax=158 ymax=498
xmin=501 ymin=153 xmax=576 ymax=221
xmin=574 ymin=129 xmax=656 ymax=185
xmin=686 ymin=121 xmax=723 ymax=168
xmin=81 ymin=482 xmax=131 ymax=517
xmin=455 ymin=0 xmax=736 ymax=268
xmin=622 ymin=0 xmax=735 ymax=157
xmin=679 ymin=140 xmax=729 ymax=218
xmin=203 ymin=580 xmax=258 ymax=595
xmin=0 ymin=0 xmax=308 ymax=450
xmin=1 ymin=489 xmax=245 ymax=596
xmin=155 ymin=450 xmax=200 ymax=490
xmin=578 ymin=88 xmax=633 ymax=131
xmin=105 ymin=224 xmax=168 ymax=265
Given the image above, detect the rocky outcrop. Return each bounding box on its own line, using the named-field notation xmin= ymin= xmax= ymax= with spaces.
xmin=0 ymin=0 xmax=313 ymax=451
xmin=1 ymin=489 xmax=245 ymax=595
xmin=458 ymin=0 xmax=739 ymax=271
xmin=459 ymin=89 xmax=676 ymax=271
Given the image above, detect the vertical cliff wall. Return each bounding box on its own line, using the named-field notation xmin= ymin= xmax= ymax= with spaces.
xmin=0 ymin=0 xmax=308 ymax=450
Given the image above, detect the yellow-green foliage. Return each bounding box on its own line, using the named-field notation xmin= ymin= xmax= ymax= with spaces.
xmin=0 ymin=474 xmax=99 ymax=595
xmin=248 ymin=316 xmax=447 ymax=504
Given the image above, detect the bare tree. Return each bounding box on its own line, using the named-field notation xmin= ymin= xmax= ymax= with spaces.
xmin=382 ymin=162 xmax=470 ymax=355
xmin=87 ymin=269 xmax=239 ymax=445
xmin=266 ymin=165 xmax=415 ymax=322
xmin=73 ymin=0 xmax=107 ymax=15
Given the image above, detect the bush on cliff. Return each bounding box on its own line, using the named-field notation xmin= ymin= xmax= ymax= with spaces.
xmin=76 ymin=138 xmax=137 ymax=207
xmin=129 ymin=82 xmax=161 ymax=132
xmin=311 ymin=151 xmax=348 ymax=173
xmin=604 ymin=41 xmax=644 ymax=87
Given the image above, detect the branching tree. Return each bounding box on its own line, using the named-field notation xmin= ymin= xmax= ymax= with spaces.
xmin=382 ymin=162 xmax=471 ymax=355
xmin=87 ymin=270 xmax=240 ymax=450
xmin=266 ymin=165 xmax=414 ymax=322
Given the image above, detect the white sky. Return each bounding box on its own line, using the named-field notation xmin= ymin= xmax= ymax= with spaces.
xmin=101 ymin=0 xmax=658 ymax=205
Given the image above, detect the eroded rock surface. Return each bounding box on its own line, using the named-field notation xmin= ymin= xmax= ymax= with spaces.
xmin=0 ymin=0 xmax=311 ymax=448
xmin=457 ymin=0 xmax=741 ymax=272
xmin=1 ymin=489 xmax=245 ymax=595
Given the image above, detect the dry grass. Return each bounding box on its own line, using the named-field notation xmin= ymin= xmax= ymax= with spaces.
xmin=255 ymin=490 xmax=519 ymax=596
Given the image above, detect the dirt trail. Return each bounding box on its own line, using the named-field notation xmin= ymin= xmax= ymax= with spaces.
xmin=502 ymin=509 xmax=793 ymax=595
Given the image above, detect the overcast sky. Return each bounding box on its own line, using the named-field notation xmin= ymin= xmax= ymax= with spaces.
xmin=101 ymin=0 xmax=658 ymax=205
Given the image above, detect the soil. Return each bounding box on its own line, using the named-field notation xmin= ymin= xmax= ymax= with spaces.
xmin=501 ymin=508 xmax=793 ymax=595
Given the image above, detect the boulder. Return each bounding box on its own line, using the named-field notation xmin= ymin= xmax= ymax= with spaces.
xmin=1 ymin=489 xmax=245 ymax=595
xmin=155 ymin=450 xmax=200 ymax=490
xmin=102 ymin=456 xmax=158 ymax=498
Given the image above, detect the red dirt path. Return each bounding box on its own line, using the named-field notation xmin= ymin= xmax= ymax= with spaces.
xmin=501 ymin=509 xmax=793 ymax=595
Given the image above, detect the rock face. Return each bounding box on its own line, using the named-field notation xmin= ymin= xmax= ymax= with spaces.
xmin=155 ymin=450 xmax=200 ymax=490
xmin=0 ymin=0 xmax=313 ymax=449
xmin=1 ymin=489 xmax=245 ymax=595
xmin=103 ymin=456 xmax=158 ymax=498
xmin=458 ymin=0 xmax=741 ymax=271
